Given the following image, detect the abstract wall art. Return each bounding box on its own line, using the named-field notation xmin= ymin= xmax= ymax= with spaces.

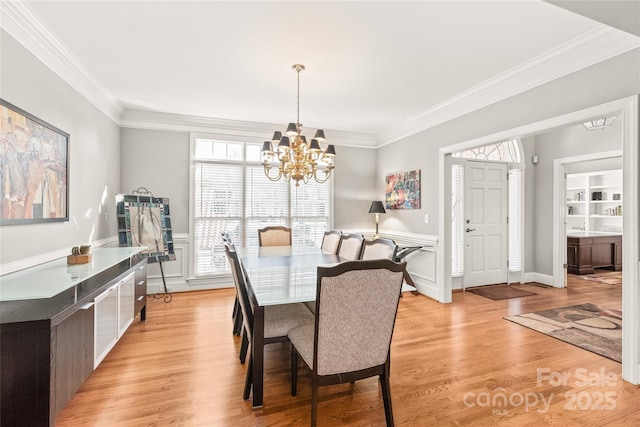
xmin=385 ymin=169 xmax=421 ymax=210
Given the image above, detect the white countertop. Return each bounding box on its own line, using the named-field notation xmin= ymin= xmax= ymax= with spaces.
xmin=0 ymin=247 xmax=145 ymax=301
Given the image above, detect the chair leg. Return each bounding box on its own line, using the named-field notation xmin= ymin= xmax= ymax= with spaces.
xmin=243 ymin=355 xmax=253 ymax=400
xmin=380 ymin=374 xmax=395 ymax=427
xmin=233 ymin=307 xmax=243 ymax=336
xmin=232 ymin=295 xmax=239 ymax=318
xmin=239 ymin=328 xmax=249 ymax=364
xmin=291 ymin=344 xmax=298 ymax=396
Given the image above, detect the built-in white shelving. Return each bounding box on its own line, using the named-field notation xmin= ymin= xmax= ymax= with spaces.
xmin=565 ymin=169 xmax=622 ymax=233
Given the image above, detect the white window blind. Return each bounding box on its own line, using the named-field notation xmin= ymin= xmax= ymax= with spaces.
xmin=245 ymin=165 xmax=289 ymax=248
xmin=451 ymin=164 xmax=464 ymax=276
xmin=194 ymin=162 xmax=243 ymax=275
xmin=192 ymin=137 xmax=331 ymax=277
xmin=508 ymin=168 xmax=522 ymax=272
xmin=291 ymin=180 xmax=330 ymax=247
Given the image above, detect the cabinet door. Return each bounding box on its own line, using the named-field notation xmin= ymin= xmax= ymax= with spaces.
xmin=118 ymin=272 xmax=135 ymax=337
xmin=94 ymin=284 xmax=119 ymax=368
xmin=53 ymin=303 xmax=94 ymax=417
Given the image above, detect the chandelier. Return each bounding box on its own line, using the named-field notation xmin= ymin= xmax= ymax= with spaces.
xmin=261 ymin=64 xmax=336 ymax=186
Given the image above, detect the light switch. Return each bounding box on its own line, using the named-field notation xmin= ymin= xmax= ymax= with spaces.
xmin=424 ymin=214 xmax=429 ymax=224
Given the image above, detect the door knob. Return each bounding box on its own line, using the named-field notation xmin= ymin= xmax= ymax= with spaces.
xmin=466 ymin=228 xmax=476 ymax=232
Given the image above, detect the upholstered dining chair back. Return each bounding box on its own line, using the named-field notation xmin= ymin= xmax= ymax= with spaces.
xmin=258 ymin=226 xmax=292 ymax=247
xmin=320 ymin=230 xmax=342 ymax=254
xmin=224 ymin=243 xmax=253 ymax=338
xmin=360 ymin=238 xmax=397 ymax=261
xmin=336 ymin=233 xmax=364 ymax=260
xmin=315 ymin=260 xmax=404 ymax=375
xmin=287 ymin=259 xmax=406 ymax=426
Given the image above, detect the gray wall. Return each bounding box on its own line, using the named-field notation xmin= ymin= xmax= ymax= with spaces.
xmin=376 ymin=48 xmax=639 ymax=238
xmin=332 ymin=145 xmax=377 ymax=231
xmin=0 ymin=30 xmax=121 ymax=265
xmin=531 ymin=119 xmax=622 ymax=275
xmin=119 ymin=129 xmax=376 ymax=235
xmin=120 ymin=128 xmax=190 ymax=233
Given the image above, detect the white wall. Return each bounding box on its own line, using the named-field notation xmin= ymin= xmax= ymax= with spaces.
xmin=0 ymin=30 xmax=120 ymax=268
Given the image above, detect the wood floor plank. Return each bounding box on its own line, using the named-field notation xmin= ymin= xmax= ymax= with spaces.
xmin=56 ymin=275 xmax=640 ymax=426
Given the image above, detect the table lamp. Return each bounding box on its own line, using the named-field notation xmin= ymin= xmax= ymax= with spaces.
xmin=368 ymin=200 xmax=386 ymax=238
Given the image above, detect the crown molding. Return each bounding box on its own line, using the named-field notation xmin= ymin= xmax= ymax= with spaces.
xmin=376 ymin=25 xmax=640 ymax=147
xmin=2 ymin=2 xmax=637 ymax=148
xmin=0 ymin=0 xmax=123 ymax=124
xmin=120 ymin=109 xmax=378 ymax=148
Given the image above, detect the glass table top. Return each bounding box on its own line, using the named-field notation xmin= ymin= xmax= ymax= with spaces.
xmin=0 ymin=247 xmax=145 ymax=301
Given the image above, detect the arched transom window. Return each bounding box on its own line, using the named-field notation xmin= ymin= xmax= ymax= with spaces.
xmin=452 ymin=139 xmax=521 ymax=163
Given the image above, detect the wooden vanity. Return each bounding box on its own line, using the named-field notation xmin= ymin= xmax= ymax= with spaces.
xmin=567 ymin=232 xmax=622 ymax=274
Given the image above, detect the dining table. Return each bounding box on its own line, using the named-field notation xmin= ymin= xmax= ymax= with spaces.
xmin=238 ymin=245 xmax=344 ymax=408
xmin=238 ymin=245 xmax=416 ymax=408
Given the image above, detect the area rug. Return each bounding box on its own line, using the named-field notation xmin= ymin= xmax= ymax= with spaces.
xmin=467 ymin=284 xmax=536 ymax=300
xmin=577 ymin=272 xmax=622 ymax=285
xmin=504 ymin=303 xmax=622 ymax=362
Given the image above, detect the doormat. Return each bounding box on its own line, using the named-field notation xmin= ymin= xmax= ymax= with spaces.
xmin=504 ymin=303 xmax=621 ymax=363
xmin=466 ymin=284 xmax=536 ymax=300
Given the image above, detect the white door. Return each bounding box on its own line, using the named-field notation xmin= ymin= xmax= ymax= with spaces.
xmin=463 ymin=161 xmax=508 ymax=287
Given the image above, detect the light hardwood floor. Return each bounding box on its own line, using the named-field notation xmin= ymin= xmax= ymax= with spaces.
xmin=56 ymin=276 xmax=640 ymax=426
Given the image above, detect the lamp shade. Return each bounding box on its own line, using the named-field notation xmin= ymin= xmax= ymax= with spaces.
xmin=313 ymin=129 xmax=326 ymax=141
xmin=271 ymin=131 xmax=282 ymax=142
xmin=285 ymin=122 xmax=299 ymax=136
xmin=368 ymin=200 xmax=386 ymax=214
xmin=309 ymin=138 xmax=321 ymax=152
xmin=261 ymin=141 xmax=273 ymax=152
xmin=278 ymin=136 xmax=291 ymax=149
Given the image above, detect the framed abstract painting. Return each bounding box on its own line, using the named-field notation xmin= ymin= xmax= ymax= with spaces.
xmin=385 ymin=169 xmax=421 ymax=210
xmin=1 ymin=99 xmax=69 ymax=225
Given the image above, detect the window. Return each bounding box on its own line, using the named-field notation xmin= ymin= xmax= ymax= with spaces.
xmin=451 ymin=139 xmax=523 ymax=276
xmin=192 ymin=136 xmax=331 ymax=276
xmin=451 ymin=163 xmax=464 ymax=276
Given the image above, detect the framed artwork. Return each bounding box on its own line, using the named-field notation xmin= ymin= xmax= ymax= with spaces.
xmin=385 ymin=169 xmax=421 ymax=210
xmin=0 ymin=99 xmax=69 ymax=225
xmin=116 ymin=193 xmax=176 ymax=263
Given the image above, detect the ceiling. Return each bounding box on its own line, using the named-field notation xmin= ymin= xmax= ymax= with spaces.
xmin=3 ymin=1 xmax=639 ymax=146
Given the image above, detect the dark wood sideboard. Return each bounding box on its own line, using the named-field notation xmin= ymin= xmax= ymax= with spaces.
xmin=0 ymin=250 xmax=147 ymax=427
xmin=567 ymin=233 xmax=622 ymax=275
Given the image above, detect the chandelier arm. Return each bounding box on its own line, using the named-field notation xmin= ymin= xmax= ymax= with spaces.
xmin=313 ymin=169 xmax=332 ymax=184
xmin=263 ymin=164 xmax=283 ymax=182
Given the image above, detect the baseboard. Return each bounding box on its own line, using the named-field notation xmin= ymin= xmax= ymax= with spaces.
xmin=522 ymin=272 xmax=555 ymax=287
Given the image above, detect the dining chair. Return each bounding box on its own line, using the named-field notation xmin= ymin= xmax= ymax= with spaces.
xmin=222 ymin=233 xmax=243 ymax=336
xmin=258 ymin=226 xmax=292 ymax=247
xmin=360 ymin=238 xmax=397 ymax=261
xmin=336 ymin=233 xmax=364 ymax=260
xmin=288 ymin=259 xmax=406 ymax=426
xmin=223 ymin=244 xmax=314 ymax=399
xmin=320 ymin=230 xmax=342 ymax=254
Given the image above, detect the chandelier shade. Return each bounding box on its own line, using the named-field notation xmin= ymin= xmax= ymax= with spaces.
xmin=261 ymin=64 xmax=336 ymax=186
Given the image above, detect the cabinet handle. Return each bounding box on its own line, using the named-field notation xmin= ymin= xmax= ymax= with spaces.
xmin=138 ymin=266 xmax=145 ymax=270
xmin=137 ymin=281 xmax=145 ymax=286
xmin=137 ymin=296 xmax=144 ymax=301
xmin=81 ymin=302 xmax=95 ymax=310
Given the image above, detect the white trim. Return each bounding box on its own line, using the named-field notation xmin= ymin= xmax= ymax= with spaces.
xmin=3 ymin=1 xmax=637 ymax=147
xmin=378 ymin=25 xmax=640 ymax=147
xmin=0 ymin=1 xmax=123 ymax=124
xmin=521 ymin=272 xmax=554 ymax=287
xmin=438 ymin=95 xmax=639 ymax=384
xmin=122 ymin=110 xmax=377 ymax=149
